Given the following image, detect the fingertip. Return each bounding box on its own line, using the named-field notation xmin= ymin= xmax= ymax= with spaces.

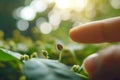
xmin=69 ymin=27 xmax=79 ymax=42
xmin=83 ymin=53 xmax=98 ymax=76
xmin=69 ymin=17 xmax=120 ymax=43
xmin=69 ymin=22 xmax=104 ymax=43
xmin=69 ymin=26 xmax=90 ymax=43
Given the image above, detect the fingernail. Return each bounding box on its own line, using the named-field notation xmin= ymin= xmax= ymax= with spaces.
xmin=83 ymin=53 xmax=98 ymax=76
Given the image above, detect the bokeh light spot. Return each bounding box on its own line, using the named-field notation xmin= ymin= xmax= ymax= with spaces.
xmin=16 ymin=20 xmax=29 ymax=31
xmin=55 ymin=0 xmax=72 ymax=9
xmin=109 ymin=0 xmax=120 ymax=9
xmin=39 ymin=22 xmax=52 ymax=34
xmin=48 ymin=12 xmax=61 ymax=26
xmin=36 ymin=17 xmax=47 ymax=27
xmin=60 ymin=10 xmax=71 ymax=20
xmin=13 ymin=7 xmax=23 ymax=19
xmin=47 ymin=0 xmax=55 ymax=3
xmin=73 ymin=0 xmax=88 ymax=12
xmin=85 ymin=5 xmax=96 ymax=19
xmin=20 ymin=6 xmax=36 ymax=21
xmin=30 ymin=0 xmax=48 ymax=12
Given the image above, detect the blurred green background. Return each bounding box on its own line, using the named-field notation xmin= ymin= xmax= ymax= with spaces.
xmin=0 ymin=0 xmax=120 ymax=40
xmin=0 ymin=0 xmax=120 ymax=63
xmin=0 ymin=0 xmax=120 ymax=65
xmin=0 ymin=0 xmax=120 ymax=79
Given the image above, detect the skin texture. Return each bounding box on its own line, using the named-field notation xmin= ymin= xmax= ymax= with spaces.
xmin=69 ymin=17 xmax=120 ymax=43
xmin=69 ymin=17 xmax=120 ymax=80
xmin=83 ymin=45 xmax=120 ymax=80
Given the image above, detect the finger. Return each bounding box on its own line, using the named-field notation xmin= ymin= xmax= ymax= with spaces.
xmin=83 ymin=53 xmax=98 ymax=76
xmin=83 ymin=45 xmax=120 ymax=80
xmin=69 ymin=17 xmax=120 ymax=43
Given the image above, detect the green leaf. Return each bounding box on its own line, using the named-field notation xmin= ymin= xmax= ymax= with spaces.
xmin=23 ymin=58 xmax=88 ymax=80
xmin=0 ymin=48 xmax=22 ymax=62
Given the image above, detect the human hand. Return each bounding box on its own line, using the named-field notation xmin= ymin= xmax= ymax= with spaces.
xmin=69 ymin=17 xmax=120 ymax=80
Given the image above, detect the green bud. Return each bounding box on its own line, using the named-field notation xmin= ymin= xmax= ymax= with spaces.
xmin=20 ymin=55 xmax=25 ymax=61
xmin=24 ymin=54 xmax=29 ymax=61
xmin=42 ymin=50 xmax=49 ymax=59
xmin=56 ymin=44 xmax=64 ymax=62
xmin=71 ymin=64 xmax=83 ymax=73
xmin=31 ymin=52 xmax=38 ymax=58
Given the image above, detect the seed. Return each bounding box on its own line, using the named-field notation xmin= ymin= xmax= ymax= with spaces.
xmin=24 ymin=54 xmax=29 ymax=61
xmin=20 ymin=54 xmax=29 ymax=61
xmin=31 ymin=52 xmax=38 ymax=58
xmin=20 ymin=55 xmax=25 ymax=61
xmin=42 ymin=50 xmax=49 ymax=59
xmin=57 ymin=44 xmax=63 ymax=51
xmin=71 ymin=64 xmax=83 ymax=73
xmin=56 ymin=43 xmax=64 ymax=62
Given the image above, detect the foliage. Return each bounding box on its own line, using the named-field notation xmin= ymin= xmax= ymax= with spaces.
xmin=0 ymin=33 xmax=114 ymax=80
xmin=0 ymin=48 xmax=88 ymax=80
xmin=0 ymin=48 xmax=22 ymax=80
xmin=0 ymin=22 xmax=115 ymax=80
xmin=0 ymin=0 xmax=120 ymax=80
xmin=23 ymin=58 xmax=87 ymax=80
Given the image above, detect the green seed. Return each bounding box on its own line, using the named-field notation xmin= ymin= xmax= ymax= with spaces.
xmin=42 ymin=50 xmax=49 ymax=59
xmin=24 ymin=54 xmax=29 ymax=61
xmin=20 ymin=55 xmax=25 ymax=61
xmin=31 ymin=52 xmax=38 ymax=58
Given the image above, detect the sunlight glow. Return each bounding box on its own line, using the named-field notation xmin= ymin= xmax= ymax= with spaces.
xmin=14 ymin=0 xmax=105 ymax=33
xmin=39 ymin=22 xmax=52 ymax=34
xmin=55 ymin=0 xmax=72 ymax=9
xmin=47 ymin=0 xmax=55 ymax=3
xmin=20 ymin=6 xmax=36 ymax=21
xmin=48 ymin=12 xmax=61 ymax=26
xmin=55 ymin=0 xmax=88 ymax=11
xmin=30 ymin=0 xmax=48 ymax=12
xmin=73 ymin=0 xmax=88 ymax=12
xmin=60 ymin=10 xmax=71 ymax=20
xmin=85 ymin=9 xmax=96 ymax=19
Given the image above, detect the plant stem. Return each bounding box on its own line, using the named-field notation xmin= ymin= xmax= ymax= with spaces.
xmin=58 ymin=51 xmax=62 ymax=62
xmin=77 ymin=73 xmax=88 ymax=80
xmin=78 ymin=64 xmax=83 ymax=73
